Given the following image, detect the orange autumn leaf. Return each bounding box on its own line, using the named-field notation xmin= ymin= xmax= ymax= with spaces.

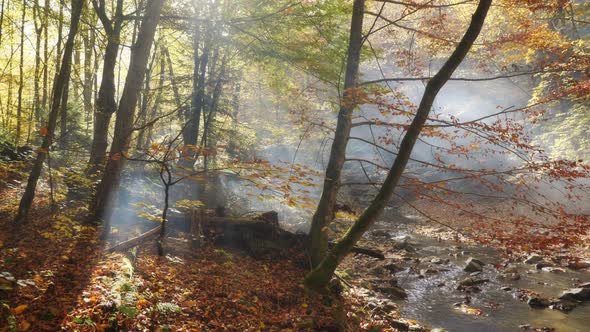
xmin=13 ymin=304 xmax=28 ymax=315
xmin=39 ymin=127 xmax=49 ymax=136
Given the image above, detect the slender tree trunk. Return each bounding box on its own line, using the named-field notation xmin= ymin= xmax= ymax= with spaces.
xmin=0 ymin=0 xmax=6 ymax=46
xmin=142 ymin=49 xmax=166 ymax=150
xmin=59 ymin=78 xmax=70 ymax=150
xmin=182 ymin=22 xmax=204 ymax=149
xmin=83 ymin=15 xmax=94 ymax=134
xmin=14 ymin=0 xmax=85 ymax=223
xmin=7 ymin=44 xmax=13 ymax=131
xmin=308 ymin=0 xmax=365 ymax=267
xmin=87 ymin=0 xmax=123 ymax=174
xmin=92 ymin=0 xmax=165 ymax=233
xmin=15 ymin=0 xmax=26 ymax=146
xmin=56 ymin=0 xmax=64 ymax=74
xmin=162 ymin=46 xmax=183 ymax=110
xmin=136 ymin=48 xmax=157 ymax=150
xmin=41 ymin=0 xmax=49 ymax=119
xmin=33 ymin=0 xmax=43 ymax=125
xmin=305 ymin=0 xmax=492 ymax=290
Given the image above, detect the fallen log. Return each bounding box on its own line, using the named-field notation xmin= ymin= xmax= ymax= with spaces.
xmin=106 ymin=211 xmax=385 ymax=260
xmin=343 ymin=244 xmax=385 ymax=260
xmin=105 ymin=226 xmax=161 ymax=253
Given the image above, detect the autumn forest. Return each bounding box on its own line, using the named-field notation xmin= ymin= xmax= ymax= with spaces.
xmin=0 ymin=0 xmax=589 ymax=331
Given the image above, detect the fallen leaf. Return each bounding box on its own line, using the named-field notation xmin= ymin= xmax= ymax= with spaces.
xmin=13 ymin=304 xmax=28 ymax=315
xmin=19 ymin=320 xmax=31 ymax=331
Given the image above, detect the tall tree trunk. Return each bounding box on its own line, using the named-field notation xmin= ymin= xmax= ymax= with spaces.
xmin=83 ymin=14 xmax=94 ymax=135
xmin=0 ymin=0 xmax=6 ymax=46
xmin=7 ymin=44 xmax=13 ymax=132
xmin=136 ymin=48 xmax=157 ymax=150
xmin=308 ymin=0 xmax=365 ymax=267
xmin=162 ymin=46 xmax=183 ymax=110
xmin=56 ymin=0 xmax=64 ymax=74
xmin=14 ymin=0 xmax=85 ymax=223
xmin=305 ymin=0 xmax=492 ymax=290
xmin=59 ymin=78 xmax=70 ymax=150
xmin=142 ymin=48 xmax=166 ymax=150
xmin=182 ymin=22 xmax=204 ymax=150
xmin=15 ymin=0 xmax=26 ymax=146
xmin=87 ymin=0 xmax=123 ymax=174
xmin=41 ymin=0 xmax=49 ymax=119
xmin=92 ymin=0 xmax=165 ymax=233
xmin=33 ymin=0 xmax=43 ymax=125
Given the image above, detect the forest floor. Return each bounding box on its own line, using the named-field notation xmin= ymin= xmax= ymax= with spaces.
xmin=0 ymin=206 xmax=416 ymax=331
xmin=0 ymin=162 xmax=413 ymax=332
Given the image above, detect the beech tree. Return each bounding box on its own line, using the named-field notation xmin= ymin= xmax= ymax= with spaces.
xmin=305 ymin=0 xmax=493 ymax=289
xmin=87 ymin=0 xmax=124 ymax=174
xmin=92 ymin=0 xmax=165 ymax=231
xmin=308 ymin=0 xmax=365 ymax=267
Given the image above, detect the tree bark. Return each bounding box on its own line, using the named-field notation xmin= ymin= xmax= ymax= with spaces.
xmin=308 ymin=0 xmax=365 ymax=267
xmin=59 ymin=76 xmax=70 ymax=150
xmin=182 ymin=22 xmax=206 ymax=151
xmin=83 ymin=11 xmax=94 ymax=135
xmin=14 ymin=0 xmax=84 ymax=223
xmin=42 ymin=0 xmax=48 ymax=117
xmin=15 ymin=0 xmax=26 ymax=146
xmin=92 ymin=0 xmax=165 ymax=234
xmin=135 ymin=46 xmax=157 ymax=150
xmin=33 ymin=0 xmax=43 ymax=126
xmin=0 ymin=0 xmax=6 ymax=46
xmin=305 ymin=0 xmax=492 ymax=290
xmin=87 ymin=0 xmax=124 ymax=175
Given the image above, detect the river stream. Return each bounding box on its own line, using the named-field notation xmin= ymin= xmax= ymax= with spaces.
xmin=370 ymin=213 xmax=590 ymax=332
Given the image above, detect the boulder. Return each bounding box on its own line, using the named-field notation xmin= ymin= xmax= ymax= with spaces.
xmin=458 ymin=277 xmax=489 ymax=287
xmin=577 ymin=282 xmax=590 ymax=288
xmin=549 ymin=299 xmax=577 ymax=312
xmin=376 ymin=285 xmax=408 ymax=299
xmin=419 ymin=268 xmax=439 ymax=277
xmin=463 ymin=257 xmax=484 ymax=272
xmin=390 ymin=320 xmax=410 ymax=331
xmin=527 ymin=296 xmax=550 ymax=308
xmin=524 ymin=254 xmax=543 ymax=264
xmin=429 ymin=257 xmax=448 ymax=265
xmin=506 ymin=273 xmax=521 ymax=281
xmin=568 ymin=261 xmax=590 ymax=270
xmin=382 ymin=261 xmax=405 ymax=274
xmin=535 ymin=261 xmax=554 ymax=270
xmin=504 ymin=265 xmax=519 ymax=273
xmin=392 ymin=236 xmax=417 ymax=252
xmin=371 ymin=230 xmax=390 ymax=238
xmin=559 ymin=288 xmax=590 ymax=301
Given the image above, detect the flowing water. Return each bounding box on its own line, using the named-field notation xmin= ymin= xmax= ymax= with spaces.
xmin=373 ymin=215 xmax=590 ymax=332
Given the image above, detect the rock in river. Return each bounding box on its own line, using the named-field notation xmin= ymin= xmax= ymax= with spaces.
xmin=559 ymin=288 xmax=590 ymax=301
xmin=535 ymin=261 xmax=554 ymax=270
xmin=524 ymin=254 xmax=544 ymax=264
xmin=568 ymin=261 xmax=590 ymax=270
xmin=376 ymin=285 xmax=408 ymax=299
xmin=527 ymin=296 xmax=550 ymax=308
xmin=458 ymin=277 xmax=489 ymax=287
xmin=464 ymin=257 xmax=484 ymax=272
